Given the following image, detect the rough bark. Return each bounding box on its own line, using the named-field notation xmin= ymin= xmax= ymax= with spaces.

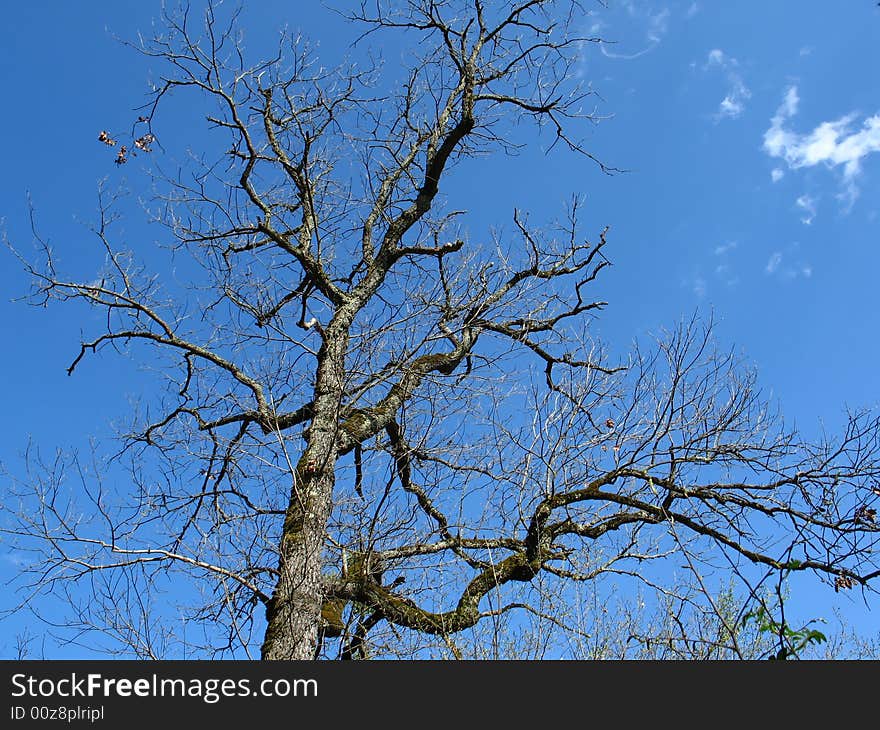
xmin=262 ymin=325 xmax=348 ymax=659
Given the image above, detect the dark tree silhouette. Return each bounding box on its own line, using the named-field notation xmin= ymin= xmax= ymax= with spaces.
xmin=5 ymin=1 xmax=880 ymax=660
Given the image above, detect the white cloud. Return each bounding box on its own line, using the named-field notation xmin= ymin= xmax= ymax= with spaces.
xmin=719 ymin=89 xmax=748 ymax=119
xmin=765 ymin=245 xmax=812 ymax=280
xmin=646 ymin=8 xmax=670 ymax=43
xmin=706 ymin=48 xmax=727 ymax=66
xmin=708 ymin=241 xmax=739 ymax=286
xmin=781 ymin=263 xmax=813 ymax=280
xmin=796 ymin=194 xmax=818 ymax=225
xmin=713 ymin=263 xmax=738 ymax=287
xmin=705 ymin=49 xmax=751 ymax=120
xmin=763 ymin=86 xmax=880 ymax=206
xmin=600 ymin=44 xmax=655 ymax=61
xmin=714 ymin=241 xmax=738 ymax=255
xmin=771 ymin=168 xmax=784 ymax=183
xmin=686 ymin=2 xmax=699 ymax=19
xmin=780 ymin=86 xmax=800 ymax=117
xmin=692 ymin=276 xmax=707 ymax=297
xmin=765 ymin=252 xmax=783 ymax=274
xmin=599 ymin=4 xmax=671 ymax=60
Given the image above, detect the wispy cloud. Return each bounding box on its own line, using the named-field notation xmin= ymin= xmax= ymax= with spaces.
xmin=765 ymin=252 xmax=783 ymax=274
xmin=763 ymin=86 xmax=880 ymax=206
xmin=685 ymin=2 xmax=699 ymax=19
xmin=771 ymin=168 xmax=785 ymax=183
xmin=708 ymin=241 xmax=739 ymax=286
xmin=706 ymin=49 xmax=725 ymax=65
xmin=688 ymin=240 xmax=739 ymax=296
xmin=719 ymin=89 xmax=749 ymax=119
xmin=795 ymin=194 xmax=817 ymax=225
xmin=646 ymin=7 xmax=670 ymax=43
xmin=598 ymin=4 xmax=671 ymax=60
xmin=765 ymin=245 xmax=812 ymax=280
xmin=705 ymin=49 xmax=751 ymax=120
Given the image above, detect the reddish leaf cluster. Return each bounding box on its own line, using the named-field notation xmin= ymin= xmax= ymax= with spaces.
xmin=854 ymin=505 xmax=877 ymax=524
xmin=134 ymin=133 xmax=155 ymax=153
xmin=835 ymin=574 xmax=854 ymax=592
xmin=605 ymin=418 xmax=615 ymax=429
xmin=98 ymin=125 xmax=155 ymax=165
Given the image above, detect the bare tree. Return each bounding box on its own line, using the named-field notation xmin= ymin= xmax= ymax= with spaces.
xmin=4 ymin=0 xmax=880 ymax=660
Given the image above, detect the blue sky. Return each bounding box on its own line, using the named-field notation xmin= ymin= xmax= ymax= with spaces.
xmin=1 ymin=1 xmax=878 ymax=656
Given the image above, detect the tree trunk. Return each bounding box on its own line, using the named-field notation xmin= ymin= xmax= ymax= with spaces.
xmin=260 ymin=462 xmax=335 ymax=659
xmin=261 ymin=327 xmax=347 ymax=660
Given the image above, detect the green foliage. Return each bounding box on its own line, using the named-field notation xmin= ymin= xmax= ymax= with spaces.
xmin=742 ymin=604 xmax=827 ymax=660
